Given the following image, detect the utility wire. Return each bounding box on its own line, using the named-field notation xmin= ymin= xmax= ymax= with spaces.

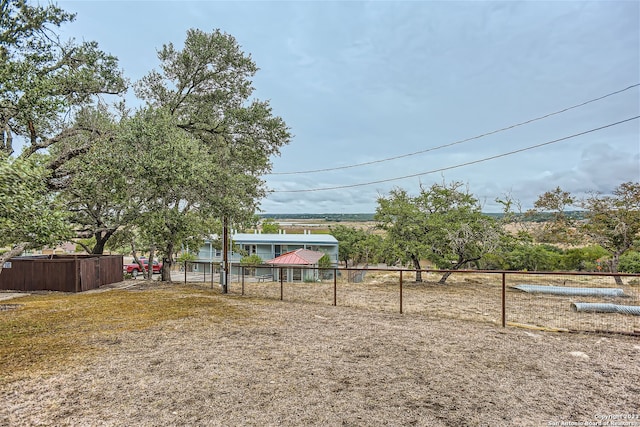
xmin=269 ymin=116 xmax=639 ymax=193
xmin=269 ymin=83 xmax=640 ymax=175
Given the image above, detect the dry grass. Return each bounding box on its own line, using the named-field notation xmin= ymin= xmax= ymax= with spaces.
xmin=232 ymin=270 xmax=640 ymax=334
xmin=1 ymin=279 xmax=639 ymax=426
xmin=0 ymin=282 xmax=245 ymax=385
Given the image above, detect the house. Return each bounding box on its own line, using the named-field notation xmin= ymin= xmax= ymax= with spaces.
xmin=193 ymin=231 xmax=339 ymax=277
xmin=266 ymin=248 xmax=327 ymax=282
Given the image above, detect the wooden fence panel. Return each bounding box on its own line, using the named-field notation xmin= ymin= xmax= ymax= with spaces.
xmin=99 ymin=255 xmax=124 ymax=286
xmin=0 ymin=255 xmax=123 ymax=292
xmin=79 ymin=258 xmax=99 ymax=292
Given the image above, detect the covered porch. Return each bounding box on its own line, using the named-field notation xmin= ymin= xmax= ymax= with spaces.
xmin=266 ymin=249 xmax=325 ymax=282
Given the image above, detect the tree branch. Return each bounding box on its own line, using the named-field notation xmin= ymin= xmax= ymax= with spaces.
xmin=0 ymin=243 xmax=29 ymax=276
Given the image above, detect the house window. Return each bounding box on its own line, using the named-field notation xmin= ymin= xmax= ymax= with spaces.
xmin=243 ymin=244 xmax=257 ymax=255
xmin=274 ymin=245 xmax=282 ymax=257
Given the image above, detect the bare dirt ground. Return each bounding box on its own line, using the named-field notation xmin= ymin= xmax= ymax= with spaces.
xmin=1 ymin=280 xmax=639 ymax=427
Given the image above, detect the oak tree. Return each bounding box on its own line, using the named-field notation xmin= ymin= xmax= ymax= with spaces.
xmin=1 ymin=0 xmax=125 ymax=159
xmin=135 ymin=29 xmax=290 ymax=281
xmin=376 ymin=181 xmax=502 ymax=283
xmin=581 ymin=181 xmax=640 ymax=285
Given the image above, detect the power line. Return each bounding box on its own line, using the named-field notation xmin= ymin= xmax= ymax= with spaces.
xmin=269 ymin=116 xmax=639 ymax=193
xmin=270 ymin=83 xmax=640 ymax=175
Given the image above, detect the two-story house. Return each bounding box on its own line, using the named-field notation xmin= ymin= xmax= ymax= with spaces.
xmin=194 ymin=231 xmax=339 ymax=278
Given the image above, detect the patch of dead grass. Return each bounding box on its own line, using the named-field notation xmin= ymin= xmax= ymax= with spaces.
xmin=0 ymin=282 xmax=245 ymax=384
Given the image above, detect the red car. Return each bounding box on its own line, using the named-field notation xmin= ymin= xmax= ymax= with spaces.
xmin=124 ymin=259 xmax=162 ymax=278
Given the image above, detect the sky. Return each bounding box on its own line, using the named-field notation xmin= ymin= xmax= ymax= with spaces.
xmin=55 ymin=0 xmax=640 ymax=214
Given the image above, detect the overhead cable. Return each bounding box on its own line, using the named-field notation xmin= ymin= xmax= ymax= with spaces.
xmin=269 ymin=83 xmax=639 ymax=175
xmin=269 ymin=116 xmax=639 ymax=193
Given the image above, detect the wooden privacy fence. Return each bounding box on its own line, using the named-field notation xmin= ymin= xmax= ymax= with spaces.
xmin=0 ymin=255 xmax=123 ymax=292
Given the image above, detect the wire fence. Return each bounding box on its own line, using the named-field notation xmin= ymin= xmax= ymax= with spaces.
xmin=167 ymin=262 xmax=640 ymax=336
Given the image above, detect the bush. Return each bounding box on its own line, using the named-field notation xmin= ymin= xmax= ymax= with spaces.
xmin=504 ymin=244 xmax=563 ymax=271
xmin=177 ymin=252 xmax=197 ymax=263
xmin=240 ymin=254 xmax=263 ymax=266
xmin=619 ymin=251 xmax=640 ymax=273
xmin=240 ymin=254 xmax=263 ymax=276
xmin=562 ymin=245 xmax=608 ymax=271
xmin=478 ymin=253 xmax=508 ymax=270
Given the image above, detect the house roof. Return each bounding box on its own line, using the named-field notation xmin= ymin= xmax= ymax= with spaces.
xmin=266 ymin=249 xmax=326 ymax=265
xmin=230 ymin=233 xmax=338 ymax=245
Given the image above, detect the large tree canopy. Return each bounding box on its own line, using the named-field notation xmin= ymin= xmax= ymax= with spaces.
xmin=125 ymin=29 xmax=290 ymax=281
xmin=376 ymin=181 xmax=502 ymax=283
xmin=1 ymin=0 xmax=126 ymax=158
xmin=52 ymin=105 xmax=137 ymax=255
xmin=375 ymin=187 xmax=428 ymax=280
xmin=123 ymin=106 xmax=219 ymax=281
xmin=0 ymin=0 xmax=125 ymax=263
xmin=135 ymin=28 xmax=290 ymax=224
xmin=1 ymin=14 xmax=291 ymax=272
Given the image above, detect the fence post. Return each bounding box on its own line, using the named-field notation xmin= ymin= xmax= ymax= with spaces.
xmin=210 ymin=263 xmax=214 ymax=289
xmin=333 ymin=268 xmax=337 ymax=306
xmin=280 ymin=266 xmax=284 ymax=301
xmin=241 ymin=266 xmax=245 ymax=296
xmin=502 ymin=272 xmax=506 ymax=328
xmin=184 ymin=260 xmax=187 ymax=284
xmin=399 ymin=270 xmax=403 ymax=314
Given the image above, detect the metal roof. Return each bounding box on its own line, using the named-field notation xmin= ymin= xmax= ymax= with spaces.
xmin=230 ymin=233 xmax=337 ymax=245
xmin=266 ymin=249 xmax=326 ymax=265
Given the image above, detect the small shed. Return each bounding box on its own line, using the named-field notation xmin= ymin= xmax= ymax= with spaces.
xmin=266 ymin=249 xmax=325 ymax=282
xmin=0 ymin=254 xmax=123 ymax=292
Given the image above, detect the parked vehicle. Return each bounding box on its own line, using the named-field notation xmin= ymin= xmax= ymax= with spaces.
xmin=124 ymin=258 xmax=162 ymax=278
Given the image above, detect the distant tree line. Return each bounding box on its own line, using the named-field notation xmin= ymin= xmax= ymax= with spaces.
xmin=260 ymin=213 xmax=377 ymax=222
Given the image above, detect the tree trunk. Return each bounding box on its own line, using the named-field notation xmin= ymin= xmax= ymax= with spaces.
xmin=608 ymin=253 xmax=624 ymax=286
xmin=161 ymin=242 xmax=173 ymax=282
xmin=91 ymin=230 xmax=114 ymax=254
xmin=2 ymin=124 xmax=13 ymax=155
xmin=147 ymin=245 xmax=156 ymax=280
xmin=0 ymin=243 xmax=27 ymax=276
xmin=130 ymin=241 xmax=147 ymax=279
xmin=438 ymin=270 xmax=453 ymax=285
xmin=438 ymin=256 xmax=481 ymax=285
xmin=411 ymin=254 xmax=422 ymax=282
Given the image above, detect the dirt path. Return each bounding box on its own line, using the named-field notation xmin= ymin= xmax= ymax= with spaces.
xmin=1 ymin=289 xmax=639 ymax=426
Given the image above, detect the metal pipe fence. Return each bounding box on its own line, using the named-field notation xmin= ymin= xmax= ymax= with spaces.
xmin=172 ymin=262 xmax=640 ymax=336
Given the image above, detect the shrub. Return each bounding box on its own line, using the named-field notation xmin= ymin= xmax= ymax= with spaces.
xmin=619 ymin=251 xmax=640 ymax=273
xmin=240 ymin=254 xmax=263 ymax=266
xmin=562 ymin=245 xmax=608 ymax=271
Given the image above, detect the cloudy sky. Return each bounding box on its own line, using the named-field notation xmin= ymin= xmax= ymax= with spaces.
xmin=56 ymin=0 xmax=639 ymax=214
